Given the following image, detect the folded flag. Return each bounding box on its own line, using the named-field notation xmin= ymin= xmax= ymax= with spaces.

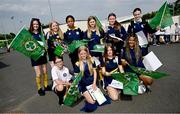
xmin=54 ymin=45 xmax=64 ymax=57
xmin=64 ymin=72 xmax=83 ymax=106
xmin=112 ymin=72 xmax=139 ymax=96
xmin=9 ymin=27 xmax=45 ymax=61
xmin=128 ymin=65 xmax=168 ymax=79
xmin=95 ymin=16 xmax=104 ymax=32
xmin=68 ymin=40 xmax=88 ymax=53
xmin=90 ymin=44 xmax=105 ymax=53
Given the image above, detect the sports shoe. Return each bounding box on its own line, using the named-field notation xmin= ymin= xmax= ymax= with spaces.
xmin=38 ymin=88 xmax=45 ymax=96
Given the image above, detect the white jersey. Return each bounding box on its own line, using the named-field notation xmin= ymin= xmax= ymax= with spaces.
xmin=51 ymin=66 xmax=72 ymax=90
xmin=164 ymin=26 xmax=171 ymax=35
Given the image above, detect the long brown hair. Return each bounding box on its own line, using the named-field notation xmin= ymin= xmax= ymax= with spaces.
xmin=87 ymin=16 xmax=100 ymax=38
xmin=103 ymin=43 xmax=116 ymax=62
xmin=49 ymin=20 xmax=64 ymax=40
xmin=78 ymin=46 xmax=94 ymax=76
xmin=125 ymin=34 xmax=142 ymax=64
xmin=29 ymin=18 xmax=42 ymax=34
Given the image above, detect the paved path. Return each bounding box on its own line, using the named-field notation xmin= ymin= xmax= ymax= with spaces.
xmin=0 ymin=44 xmax=180 ymax=113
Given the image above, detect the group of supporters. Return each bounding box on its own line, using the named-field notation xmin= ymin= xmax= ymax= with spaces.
xmin=151 ymin=23 xmax=180 ymax=46
xmin=28 ymin=8 xmax=164 ymax=111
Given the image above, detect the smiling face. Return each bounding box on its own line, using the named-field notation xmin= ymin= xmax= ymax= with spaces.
xmin=88 ymin=18 xmax=96 ymax=28
xmin=79 ymin=50 xmax=87 ymax=60
xmin=108 ymin=15 xmax=116 ymax=26
xmin=133 ymin=10 xmax=142 ymax=21
xmin=107 ymin=46 xmax=113 ymax=57
xmin=51 ymin=22 xmax=59 ymax=32
xmin=128 ymin=37 xmax=136 ymax=48
xmin=55 ymin=58 xmax=64 ymax=69
xmin=32 ymin=20 xmax=39 ymax=31
xmin=67 ymin=17 xmax=75 ymax=28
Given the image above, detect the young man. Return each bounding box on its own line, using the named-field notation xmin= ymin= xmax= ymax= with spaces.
xmin=51 ymin=56 xmax=72 ymax=105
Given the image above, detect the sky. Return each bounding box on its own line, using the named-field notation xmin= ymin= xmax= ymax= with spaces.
xmin=0 ymin=0 xmax=176 ymax=34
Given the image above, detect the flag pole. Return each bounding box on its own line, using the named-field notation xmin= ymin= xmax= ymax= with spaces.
xmin=48 ymin=0 xmax=53 ymax=20
xmin=159 ymin=1 xmax=167 ymax=27
xmin=8 ymin=25 xmax=26 ymax=48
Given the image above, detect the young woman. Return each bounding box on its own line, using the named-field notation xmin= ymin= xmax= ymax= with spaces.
xmin=29 ymin=18 xmax=50 ymax=96
xmin=106 ymin=13 xmax=127 ymax=55
xmin=74 ymin=46 xmax=98 ymax=111
xmin=51 ymin=56 xmax=72 ymax=105
xmin=122 ymin=34 xmax=153 ymax=91
xmin=84 ymin=16 xmax=104 ymax=58
xmin=46 ymin=21 xmax=64 ymax=68
xmin=100 ymin=44 xmax=124 ymax=101
xmin=64 ymin=15 xmax=84 ymax=68
xmin=127 ymin=8 xmax=156 ymax=56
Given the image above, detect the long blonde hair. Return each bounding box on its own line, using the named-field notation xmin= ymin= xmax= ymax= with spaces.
xmin=78 ymin=46 xmax=94 ymax=76
xmin=125 ymin=34 xmax=142 ymax=64
xmin=87 ymin=16 xmax=100 ymax=39
xmin=49 ymin=20 xmax=64 ymax=40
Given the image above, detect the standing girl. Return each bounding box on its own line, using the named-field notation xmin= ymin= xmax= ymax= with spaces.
xmin=64 ymin=15 xmax=84 ymax=68
xmin=46 ymin=21 xmax=64 ymax=68
xmin=106 ymin=13 xmax=127 ymax=55
xmin=84 ymin=16 xmax=104 ymax=58
xmin=29 ymin=18 xmax=50 ymax=96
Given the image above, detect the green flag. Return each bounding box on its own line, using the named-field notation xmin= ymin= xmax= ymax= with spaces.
xmin=95 ymin=16 xmax=104 ymax=32
xmin=54 ymin=45 xmax=64 ymax=57
xmin=112 ymin=72 xmax=139 ymax=96
xmin=64 ymin=72 xmax=83 ymax=106
xmin=149 ymin=1 xmax=173 ymax=29
xmin=68 ymin=40 xmax=88 ymax=53
xmin=9 ymin=27 xmax=45 ymax=61
xmin=90 ymin=44 xmax=105 ymax=53
xmin=129 ymin=65 xmax=168 ymax=79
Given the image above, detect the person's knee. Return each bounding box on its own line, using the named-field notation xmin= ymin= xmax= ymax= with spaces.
xmin=110 ymin=94 xmax=118 ymax=101
xmin=87 ymin=99 xmax=96 ymax=104
xmin=56 ymin=85 xmax=64 ymax=91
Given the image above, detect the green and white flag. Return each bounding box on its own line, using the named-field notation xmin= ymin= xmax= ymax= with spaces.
xmin=149 ymin=1 xmax=173 ymax=29
xmin=129 ymin=65 xmax=168 ymax=79
xmin=9 ymin=27 xmax=45 ymax=61
xmin=68 ymin=40 xmax=88 ymax=53
xmin=112 ymin=72 xmax=139 ymax=96
xmin=95 ymin=16 xmax=104 ymax=32
xmin=54 ymin=45 xmax=64 ymax=57
xmin=64 ymin=72 xmax=83 ymax=106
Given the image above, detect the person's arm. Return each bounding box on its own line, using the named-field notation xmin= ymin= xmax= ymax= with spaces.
xmin=118 ymin=55 xmax=124 ymax=73
xmin=121 ymin=26 xmax=127 ymax=41
xmin=92 ymin=68 xmax=97 ymax=90
xmin=79 ymin=28 xmax=84 ymax=40
xmin=127 ymin=21 xmax=133 ymax=34
xmin=100 ymin=30 xmax=105 ymax=44
xmin=102 ymin=66 xmax=111 ymax=76
xmin=91 ymin=61 xmax=97 ymax=90
xmin=74 ymin=62 xmax=80 ymax=76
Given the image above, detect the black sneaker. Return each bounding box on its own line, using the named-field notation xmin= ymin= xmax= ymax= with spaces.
xmin=38 ymin=88 xmax=45 ymax=96
xmin=44 ymin=85 xmax=52 ymax=91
